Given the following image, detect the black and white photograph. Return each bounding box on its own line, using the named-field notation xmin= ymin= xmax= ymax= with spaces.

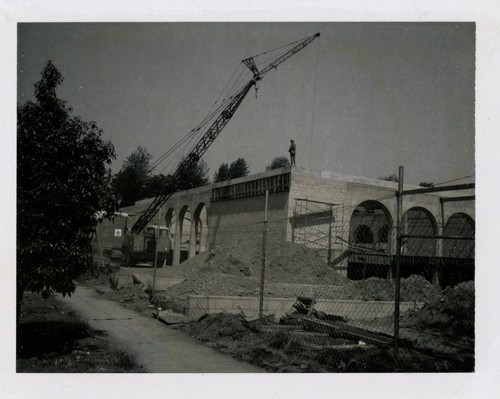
xmin=2 ymin=1 xmax=500 ymax=399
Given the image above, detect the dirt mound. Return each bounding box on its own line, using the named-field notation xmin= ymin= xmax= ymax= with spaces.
xmin=352 ymin=275 xmax=440 ymax=302
xmin=402 ymin=280 xmax=474 ymax=338
xmin=175 ymin=240 xmax=346 ymax=284
xmin=167 ymin=273 xmax=260 ymax=298
xmin=265 ymin=241 xmax=348 ymax=285
xmin=185 ymin=313 xmax=252 ymax=342
xmin=400 ymin=275 xmax=442 ymax=302
xmin=160 ymin=240 xmax=347 ymax=298
xmin=163 ymin=241 xmax=441 ymax=302
xmin=314 ymin=275 xmax=442 ymax=302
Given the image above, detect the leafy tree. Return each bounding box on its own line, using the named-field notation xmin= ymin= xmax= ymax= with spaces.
xmin=229 ymin=158 xmax=250 ymax=179
xmin=113 ymin=148 xmax=211 ymax=204
xmin=214 ymin=162 xmax=230 ymax=182
xmin=378 ymin=173 xmax=399 ymax=182
xmin=112 ymin=146 xmax=152 ymax=206
xmin=266 ymin=155 xmax=290 ymax=171
xmin=174 ymin=155 xmax=210 ymax=190
xmin=142 ymin=173 xmax=172 ymax=199
xmin=378 ymin=175 xmax=434 ymax=187
xmin=214 ymin=158 xmax=250 ymax=182
xmin=17 ymin=61 xmax=117 ymax=320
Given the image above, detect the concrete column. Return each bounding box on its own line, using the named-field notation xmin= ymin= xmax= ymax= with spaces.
xmin=173 ymin=217 xmax=182 ymax=266
xmin=199 ymin=221 xmax=208 ymax=253
xmin=188 ymin=218 xmax=197 ymax=258
xmin=436 ymin=221 xmax=444 ymax=257
xmin=432 ymin=224 xmax=443 ymax=286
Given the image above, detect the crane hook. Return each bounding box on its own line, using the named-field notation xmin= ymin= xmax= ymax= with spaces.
xmin=254 ymin=82 xmax=259 ymax=98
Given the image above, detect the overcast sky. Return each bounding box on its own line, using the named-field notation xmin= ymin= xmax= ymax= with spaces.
xmin=18 ymin=22 xmax=475 ymax=184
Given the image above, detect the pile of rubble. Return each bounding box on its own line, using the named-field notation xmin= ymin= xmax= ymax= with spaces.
xmin=402 ymin=281 xmax=475 ymax=338
xmin=329 ymin=275 xmax=442 ymax=302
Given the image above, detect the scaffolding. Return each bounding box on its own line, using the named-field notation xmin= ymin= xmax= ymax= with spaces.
xmin=290 ymin=198 xmax=344 ymax=264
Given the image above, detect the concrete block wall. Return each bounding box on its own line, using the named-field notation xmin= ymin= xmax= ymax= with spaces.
xmin=288 ymin=169 xmax=349 ymax=268
xmin=289 ymin=169 xmax=347 ymax=211
xmin=208 ymin=191 xmax=289 ymax=251
xmin=288 ymin=168 xmax=475 ymax=258
xmin=187 ymin=294 xmax=424 ymax=322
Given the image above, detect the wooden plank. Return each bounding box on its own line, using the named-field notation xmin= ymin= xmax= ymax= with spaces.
xmin=302 ymin=318 xmax=396 ymax=348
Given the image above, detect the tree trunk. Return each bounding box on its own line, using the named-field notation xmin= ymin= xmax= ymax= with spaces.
xmin=17 ymin=283 xmax=24 ymax=326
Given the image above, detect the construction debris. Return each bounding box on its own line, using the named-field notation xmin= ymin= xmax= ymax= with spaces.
xmin=280 ymin=296 xmax=345 ymax=325
xmin=302 ymin=317 xmax=410 ymax=348
xmin=155 ymin=310 xmax=191 ymax=325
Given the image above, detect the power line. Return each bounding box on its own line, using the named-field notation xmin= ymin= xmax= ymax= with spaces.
xmin=434 ymin=174 xmax=474 ymax=187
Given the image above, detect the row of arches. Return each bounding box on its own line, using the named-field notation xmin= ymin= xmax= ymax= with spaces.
xmin=160 ymin=199 xmax=474 ymax=266
xmin=349 ymin=200 xmax=475 ymax=258
xmin=164 ymin=202 xmax=208 ymax=265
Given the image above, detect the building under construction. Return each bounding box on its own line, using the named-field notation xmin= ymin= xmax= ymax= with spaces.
xmin=94 ymin=165 xmax=474 ymax=287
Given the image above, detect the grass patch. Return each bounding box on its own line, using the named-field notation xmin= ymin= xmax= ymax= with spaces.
xmin=17 ymin=292 xmax=144 ymax=373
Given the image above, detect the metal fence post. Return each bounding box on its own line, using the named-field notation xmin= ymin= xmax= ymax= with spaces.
xmin=259 ymin=190 xmax=269 ymax=319
xmin=152 ymin=210 xmax=161 ymax=306
xmin=394 ymin=166 xmax=404 ymax=368
xmin=328 ymin=204 xmax=333 ymax=264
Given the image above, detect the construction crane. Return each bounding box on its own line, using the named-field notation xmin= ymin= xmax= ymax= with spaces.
xmin=130 ymin=32 xmax=320 ymax=236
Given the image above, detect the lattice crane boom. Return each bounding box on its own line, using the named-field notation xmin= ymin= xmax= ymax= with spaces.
xmin=130 ymin=33 xmax=320 ymax=234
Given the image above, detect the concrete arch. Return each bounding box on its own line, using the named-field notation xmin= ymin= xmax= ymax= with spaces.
xmin=164 ymin=207 xmax=175 ymax=236
xmin=173 ymin=205 xmax=191 ymax=266
xmin=402 ymin=206 xmax=438 ymax=256
xmin=443 ymin=212 xmax=475 ymax=258
xmin=189 ymin=202 xmax=208 ymax=257
xmin=353 ymin=225 xmax=374 ymax=244
xmin=349 ymin=200 xmax=393 ymax=252
xmin=377 ymin=223 xmax=390 ymax=244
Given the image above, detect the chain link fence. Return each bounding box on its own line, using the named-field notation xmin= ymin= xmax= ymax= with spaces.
xmin=151 ymin=199 xmax=474 ymax=372
xmin=99 ymin=177 xmax=475 ymax=372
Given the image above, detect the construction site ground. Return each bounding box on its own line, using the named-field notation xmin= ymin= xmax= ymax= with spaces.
xmin=87 ymin=241 xmax=474 ymax=372
xmin=58 ymin=286 xmax=264 ymax=372
xmin=17 ymin=292 xmax=145 ymax=373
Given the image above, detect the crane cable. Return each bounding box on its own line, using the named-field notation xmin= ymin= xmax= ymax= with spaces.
xmin=157 ymin=77 xmax=254 ymax=173
xmin=149 ymin=64 xmax=249 ymax=173
xmin=149 ymin=66 xmax=256 ymax=182
xmin=308 ymin=36 xmax=320 ymax=170
xmin=149 ymin=34 xmax=319 ymax=176
xmin=249 ymin=34 xmax=312 ymax=60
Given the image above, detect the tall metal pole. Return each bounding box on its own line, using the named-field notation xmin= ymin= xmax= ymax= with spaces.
xmin=152 ymin=210 xmax=162 ymax=305
xmin=259 ymin=190 xmax=269 ymax=319
xmin=394 ymin=166 xmax=404 ymax=368
xmin=328 ymin=205 xmax=333 ymax=264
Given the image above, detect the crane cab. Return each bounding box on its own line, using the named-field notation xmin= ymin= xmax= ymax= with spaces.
xmin=122 ymin=225 xmax=170 ymax=267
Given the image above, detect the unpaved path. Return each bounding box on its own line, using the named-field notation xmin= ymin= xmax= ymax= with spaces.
xmin=59 ymin=286 xmax=264 ymax=373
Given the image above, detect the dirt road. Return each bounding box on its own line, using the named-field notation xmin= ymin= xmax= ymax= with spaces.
xmin=59 ymin=286 xmax=264 ymax=373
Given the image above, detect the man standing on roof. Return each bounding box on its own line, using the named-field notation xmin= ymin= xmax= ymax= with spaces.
xmin=288 ymin=139 xmax=296 ymax=166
